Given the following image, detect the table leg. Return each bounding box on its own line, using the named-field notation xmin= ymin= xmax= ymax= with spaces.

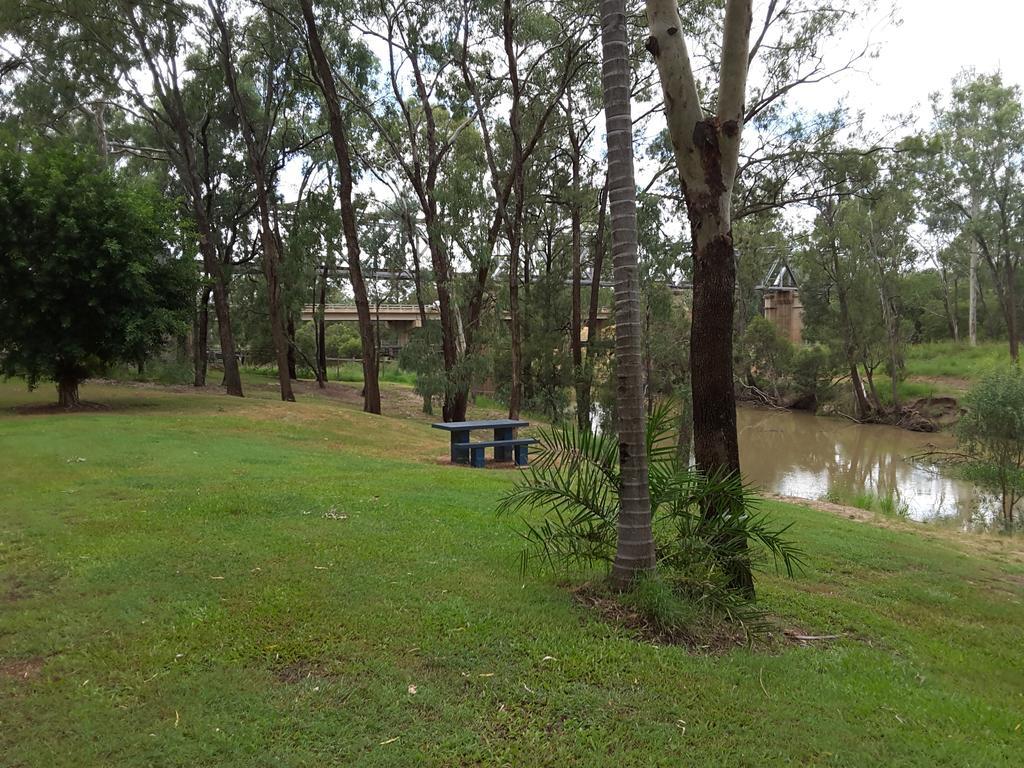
xmin=493 ymin=427 xmax=513 ymax=462
xmin=450 ymin=430 xmax=470 ymax=463
xmin=470 ymin=445 xmax=486 ymax=468
xmin=514 ymin=444 xmax=529 ymax=467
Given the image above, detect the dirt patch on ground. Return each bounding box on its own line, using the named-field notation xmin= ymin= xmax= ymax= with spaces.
xmin=2 ymin=578 xmax=30 ymax=604
xmin=569 ymin=583 xmax=835 ymax=654
xmin=769 ymin=494 xmax=876 ymax=524
xmin=272 ymin=660 xmax=336 ymax=684
xmin=0 ymin=657 xmax=45 ymax=682
xmin=907 ymin=396 xmax=962 ymax=429
xmin=11 ymin=401 xmax=114 ymax=415
xmin=288 ymin=379 xmax=434 ymax=422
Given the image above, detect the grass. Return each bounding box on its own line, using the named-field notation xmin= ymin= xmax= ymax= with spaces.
xmin=824 ymin=487 xmax=910 ymax=518
xmin=905 ymin=340 xmax=1009 ymax=382
xmin=2 ymin=378 xmax=1024 ymax=766
xmin=864 ymin=340 xmax=1010 ymax=406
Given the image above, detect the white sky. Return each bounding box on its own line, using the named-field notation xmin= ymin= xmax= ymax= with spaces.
xmin=792 ymin=0 xmax=1024 ymax=128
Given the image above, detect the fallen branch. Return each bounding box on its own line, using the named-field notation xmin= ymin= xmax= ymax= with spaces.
xmin=784 ymin=630 xmax=843 ymax=642
xmin=834 ymin=409 xmax=865 ymax=425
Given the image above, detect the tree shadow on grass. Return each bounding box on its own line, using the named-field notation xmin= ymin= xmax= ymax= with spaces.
xmin=9 ymin=399 xmax=160 ymax=416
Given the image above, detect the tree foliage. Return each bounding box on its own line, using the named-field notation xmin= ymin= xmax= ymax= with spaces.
xmin=0 ymin=138 xmax=193 ymax=405
xmin=957 ymin=366 xmax=1024 ymax=528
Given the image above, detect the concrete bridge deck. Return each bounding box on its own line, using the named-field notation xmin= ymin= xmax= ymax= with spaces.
xmin=300 ymin=303 xmax=612 ymax=346
xmin=300 ymin=303 xmax=611 ymax=324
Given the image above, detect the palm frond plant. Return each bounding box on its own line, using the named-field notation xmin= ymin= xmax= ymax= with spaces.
xmin=498 ymin=400 xmax=804 ymax=637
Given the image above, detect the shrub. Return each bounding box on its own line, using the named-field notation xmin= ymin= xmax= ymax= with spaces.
xmin=956 ymin=366 xmax=1024 ymax=528
xmin=498 ymin=402 xmax=804 ymax=639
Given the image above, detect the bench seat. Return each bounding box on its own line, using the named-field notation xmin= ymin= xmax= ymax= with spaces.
xmin=453 ymin=438 xmax=538 ymax=468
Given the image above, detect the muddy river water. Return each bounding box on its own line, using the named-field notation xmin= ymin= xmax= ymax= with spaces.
xmin=736 ymin=407 xmax=992 ymax=526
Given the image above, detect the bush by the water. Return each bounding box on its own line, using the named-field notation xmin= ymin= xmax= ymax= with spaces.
xmin=957 ymin=366 xmax=1024 ymax=528
xmin=739 ymin=317 xmax=832 ymax=409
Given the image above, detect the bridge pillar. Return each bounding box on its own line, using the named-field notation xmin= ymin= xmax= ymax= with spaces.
xmin=392 ymin=319 xmax=417 ymax=348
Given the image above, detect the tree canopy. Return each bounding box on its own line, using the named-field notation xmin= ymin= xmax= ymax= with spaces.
xmin=0 ymin=138 xmax=194 ymax=406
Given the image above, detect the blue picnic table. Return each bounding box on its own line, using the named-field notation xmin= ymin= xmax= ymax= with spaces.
xmin=431 ymin=419 xmax=537 ymax=468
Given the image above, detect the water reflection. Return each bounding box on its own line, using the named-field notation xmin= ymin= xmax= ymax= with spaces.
xmin=589 ymin=403 xmax=994 ymax=527
xmin=737 ymin=407 xmax=993 ymax=526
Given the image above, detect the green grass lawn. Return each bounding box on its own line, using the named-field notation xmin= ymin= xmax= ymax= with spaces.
xmin=905 ymin=340 xmax=1010 ymax=382
xmin=2 ymin=379 xmax=1023 ymax=766
xmin=863 ymin=341 xmax=1011 ymax=406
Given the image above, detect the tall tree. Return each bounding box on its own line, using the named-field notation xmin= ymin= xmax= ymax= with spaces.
xmin=931 ymin=72 xmax=1024 ymax=360
xmin=298 ymin=0 xmax=381 ymax=413
xmin=357 ymin=2 xmax=476 ymax=421
xmin=210 ymin=0 xmax=295 ymax=401
xmin=644 ymin=0 xmax=753 ymax=592
xmin=600 ymin=0 xmax=655 ymax=586
xmin=1 ymin=0 xmax=248 ymax=397
xmin=459 ymin=0 xmax=587 ymax=419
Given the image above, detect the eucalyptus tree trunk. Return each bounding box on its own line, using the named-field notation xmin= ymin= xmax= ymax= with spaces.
xmin=600 ymin=0 xmax=655 ymax=587
xmin=119 ymin=13 xmax=244 ymax=397
xmin=211 ymin=2 xmax=294 ymax=402
xmin=646 ymin=0 xmax=753 ymax=594
xmin=317 ymin=261 xmax=328 ymax=386
xmin=969 ymin=198 xmax=980 ymax=347
xmin=287 ymin=315 xmax=298 ymax=380
xmin=581 ymin=179 xmax=610 ymax=431
xmin=194 ymin=285 xmax=211 ymax=387
xmin=504 ymin=0 xmax=525 ymax=420
xmin=189 ymin=182 xmax=243 ymax=397
xmin=404 ymin=212 xmax=428 ymax=328
xmin=569 ymin=123 xmax=586 ymax=431
xmin=300 ymin=0 xmax=381 ymax=413
xmin=866 ymin=218 xmax=902 ymax=408
xmin=938 ymin=263 xmax=959 ymax=342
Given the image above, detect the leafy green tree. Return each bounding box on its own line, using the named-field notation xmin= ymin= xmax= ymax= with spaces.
xmin=740 ymin=316 xmax=794 ymax=402
xmin=796 ymin=148 xmax=914 ymax=419
xmin=929 ymin=72 xmax=1024 ymax=359
xmin=957 ymin=366 xmax=1024 ymax=528
xmin=0 ymin=140 xmax=193 ymax=406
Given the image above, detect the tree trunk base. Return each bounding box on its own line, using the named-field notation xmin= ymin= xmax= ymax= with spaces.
xmin=57 ymin=379 xmax=81 ymax=409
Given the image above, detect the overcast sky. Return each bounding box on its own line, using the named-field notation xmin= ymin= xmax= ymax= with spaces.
xmin=793 ymin=0 xmax=1024 ymax=128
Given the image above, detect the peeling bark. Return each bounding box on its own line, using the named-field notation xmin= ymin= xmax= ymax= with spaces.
xmin=646 ymin=0 xmax=753 ymax=594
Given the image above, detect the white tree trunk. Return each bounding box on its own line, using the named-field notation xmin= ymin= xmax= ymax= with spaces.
xmin=645 ymin=0 xmax=755 ymax=595
xmin=969 ymin=198 xmax=980 ymax=347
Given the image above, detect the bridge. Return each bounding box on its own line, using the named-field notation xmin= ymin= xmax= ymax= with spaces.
xmin=300 ymin=303 xmax=612 ymax=346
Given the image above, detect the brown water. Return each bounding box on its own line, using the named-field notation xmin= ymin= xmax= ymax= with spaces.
xmin=737 ymin=407 xmax=991 ymax=526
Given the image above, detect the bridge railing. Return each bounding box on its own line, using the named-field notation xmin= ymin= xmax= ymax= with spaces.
xmin=314 ymin=303 xmax=435 ymax=313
